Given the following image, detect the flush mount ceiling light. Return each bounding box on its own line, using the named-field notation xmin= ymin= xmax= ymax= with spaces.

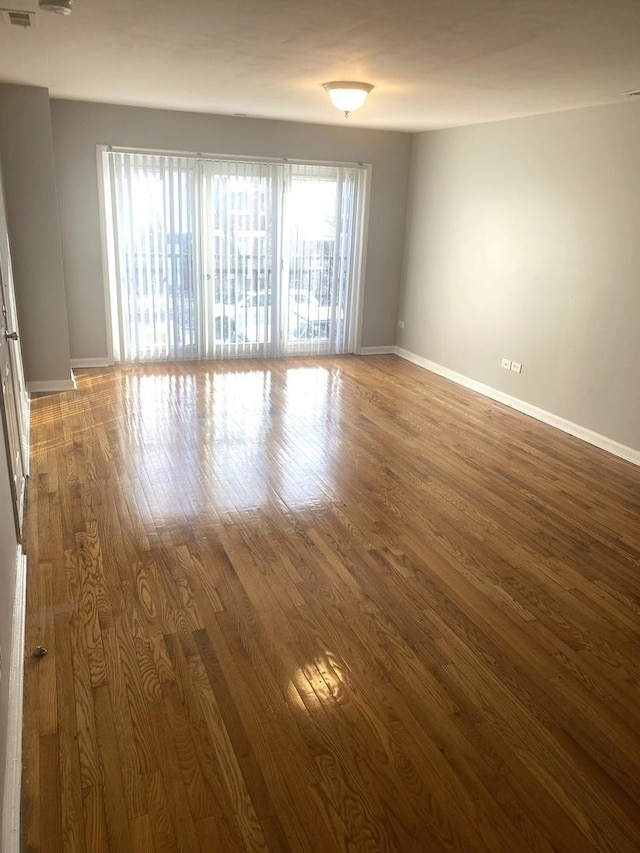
xmin=39 ymin=0 xmax=72 ymax=14
xmin=322 ymin=81 xmax=373 ymax=117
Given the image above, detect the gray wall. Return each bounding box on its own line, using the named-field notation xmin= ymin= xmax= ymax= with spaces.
xmin=399 ymin=101 xmax=640 ymax=451
xmin=0 ymin=85 xmax=73 ymax=385
xmin=50 ymin=100 xmax=412 ymax=359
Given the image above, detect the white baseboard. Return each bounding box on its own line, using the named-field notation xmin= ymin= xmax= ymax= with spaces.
xmin=70 ymin=358 xmax=112 ymax=369
xmin=395 ymin=347 xmax=640 ymax=467
xmin=2 ymin=550 xmax=27 ymax=853
xmin=359 ymin=346 xmax=396 ymax=355
xmin=27 ymin=377 xmax=77 ymax=394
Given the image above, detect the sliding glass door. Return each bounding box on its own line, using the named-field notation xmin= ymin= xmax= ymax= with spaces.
xmin=281 ymin=165 xmax=365 ymax=356
xmin=102 ymin=149 xmax=368 ymax=363
xmin=199 ymin=159 xmax=276 ymax=359
xmin=105 ymin=152 xmax=200 ymax=362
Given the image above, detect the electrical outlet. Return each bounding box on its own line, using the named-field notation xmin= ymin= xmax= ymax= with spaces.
xmin=501 ymin=358 xmax=511 ymax=370
xmin=511 ymin=361 xmax=522 ymax=374
xmin=397 ymin=320 xmax=405 ymax=329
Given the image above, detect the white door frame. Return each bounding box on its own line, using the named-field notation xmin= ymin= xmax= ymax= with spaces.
xmin=0 ymin=167 xmax=29 ymax=538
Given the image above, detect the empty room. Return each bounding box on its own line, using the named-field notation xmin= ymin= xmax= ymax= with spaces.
xmin=0 ymin=1 xmax=639 ymax=851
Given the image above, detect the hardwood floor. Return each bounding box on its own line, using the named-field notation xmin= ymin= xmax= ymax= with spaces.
xmin=22 ymin=355 xmax=640 ymax=852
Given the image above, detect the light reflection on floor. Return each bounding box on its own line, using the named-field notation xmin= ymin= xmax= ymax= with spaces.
xmin=287 ymin=651 xmax=350 ymax=716
xmin=119 ymin=361 xmax=345 ymax=522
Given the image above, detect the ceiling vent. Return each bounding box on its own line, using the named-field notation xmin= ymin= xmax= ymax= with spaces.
xmin=0 ymin=8 xmax=36 ymax=27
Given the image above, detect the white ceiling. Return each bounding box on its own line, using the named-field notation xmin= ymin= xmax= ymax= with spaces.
xmin=1 ymin=0 xmax=640 ymax=131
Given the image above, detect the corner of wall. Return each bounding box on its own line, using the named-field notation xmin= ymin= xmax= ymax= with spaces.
xmin=0 ymin=83 xmax=73 ymax=385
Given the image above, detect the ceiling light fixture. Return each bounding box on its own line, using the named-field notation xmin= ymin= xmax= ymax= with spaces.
xmin=323 ymin=81 xmax=373 ymax=117
xmin=39 ymin=0 xmax=73 ymax=14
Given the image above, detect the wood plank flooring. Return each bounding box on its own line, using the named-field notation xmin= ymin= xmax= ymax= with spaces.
xmin=22 ymin=355 xmax=640 ymax=852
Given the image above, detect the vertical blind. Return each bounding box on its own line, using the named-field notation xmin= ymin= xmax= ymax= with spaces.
xmin=103 ymin=149 xmax=368 ymax=363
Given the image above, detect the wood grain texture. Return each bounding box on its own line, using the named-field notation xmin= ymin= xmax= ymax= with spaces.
xmin=22 ymin=355 xmax=640 ymax=852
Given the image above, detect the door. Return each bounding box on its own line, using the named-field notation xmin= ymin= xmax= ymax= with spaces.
xmin=0 ymin=166 xmax=29 ymax=537
xmin=104 ymin=150 xmax=368 ymax=362
xmin=200 ymin=159 xmax=275 ymax=358
xmin=281 ymin=165 xmax=362 ymax=356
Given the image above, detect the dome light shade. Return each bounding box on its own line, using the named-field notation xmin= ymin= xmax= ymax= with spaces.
xmin=323 ymin=81 xmax=373 ymax=116
xmin=39 ymin=0 xmax=73 ymax=14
